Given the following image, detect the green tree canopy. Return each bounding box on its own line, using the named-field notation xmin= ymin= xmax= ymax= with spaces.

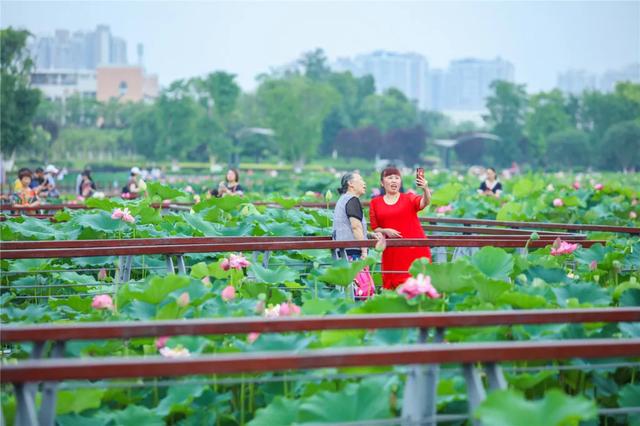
xmin=1 ymin=27 xmax=41 ymax=156
xmin=483 ymin=81 xmax=528 ymax=166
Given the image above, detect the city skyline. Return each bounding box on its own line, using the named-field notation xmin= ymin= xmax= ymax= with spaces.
xmin=2 ymin=1 xmax=638 ymax=93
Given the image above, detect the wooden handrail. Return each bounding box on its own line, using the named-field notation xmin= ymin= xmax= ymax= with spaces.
xmin=2 ymin=339 xmax=639 ymax=383
xmin=421 ymin=217 xmax=640 ymax=234
xmin=0 ymin=233 xmax=585 ymax=250
xmin=0 ymin=238 xmax=604 ymax=259
xmin=2 ymin=308 xmax=638 ymax=343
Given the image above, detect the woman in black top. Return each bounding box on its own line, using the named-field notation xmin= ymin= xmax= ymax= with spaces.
xmin=211 ymin=169 xmax=244 ymax=197
xmin=478 ymin=167 xmax=502 ymax=198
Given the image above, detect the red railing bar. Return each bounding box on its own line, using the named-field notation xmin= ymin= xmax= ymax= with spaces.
xmin=0 ymin=233 xmax=586 ymax=250
xmin=2 ymin=308 xmax=637 ymax=343
xmin=2 ymin=339 xmax=638 ymax=383
xmin=0 ymin=238 xmax=605 ymax=259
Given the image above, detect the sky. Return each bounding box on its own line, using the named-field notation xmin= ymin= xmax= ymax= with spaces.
xmin=2 ymin=1 xmax=639 ymax=92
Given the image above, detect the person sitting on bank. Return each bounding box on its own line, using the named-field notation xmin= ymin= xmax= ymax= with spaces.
xmin=478 ymin=167 xmax=502 ymax=198
xmin=210 ymin=168 xmax=244 ymax=197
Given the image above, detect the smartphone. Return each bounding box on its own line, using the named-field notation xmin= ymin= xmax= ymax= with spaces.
xmin=416 ymin=167 xmax=424 ymax=180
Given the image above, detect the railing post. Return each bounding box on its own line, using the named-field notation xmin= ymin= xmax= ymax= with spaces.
xmin=176 ymin=255 xmax=187 ymax=275
xmin=401 ymin=327 xmax=444 ymax=426
xmin=14 ymin=384 xmax=38 ymax=426
xmin=262 ymin=251 xmax=271 ymax=268
xmin=463 ymin=363 xmax=487 ymax=426
xmin=484 ymin=362 xmax=507 ymax=390
xmin=38 ymin=341 xmax=65 ymax=426
xmin=166 ymin=256 xmax=175 ymax=274
xmin=433 ymin=247 xmax=447 ymax=263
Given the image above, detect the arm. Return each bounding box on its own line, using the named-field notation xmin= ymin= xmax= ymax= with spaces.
xmin=416 ymin=176 xmax=431 ymax=210
xmin=349 ymin=217 xmax=367 ymax=256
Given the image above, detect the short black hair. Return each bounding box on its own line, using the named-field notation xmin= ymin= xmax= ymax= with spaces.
xmin=18 ymin=168 xmax=32 ymax=179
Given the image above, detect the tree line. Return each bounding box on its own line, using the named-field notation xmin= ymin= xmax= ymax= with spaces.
xmin=2 ymin=28 xmax=639 ymax=170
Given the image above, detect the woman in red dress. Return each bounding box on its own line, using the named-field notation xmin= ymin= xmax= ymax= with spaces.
xmin=369 ymin=166 xmax=432 ymax=289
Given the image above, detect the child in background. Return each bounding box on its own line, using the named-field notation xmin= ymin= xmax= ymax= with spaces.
xmin=13 ymin=169 xmax=40 ymax=206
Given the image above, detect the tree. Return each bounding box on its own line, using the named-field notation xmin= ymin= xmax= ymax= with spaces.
xmin=257 ymin=75 xmax=339 ymax=167
xmin=483 ymin=81 xmax=528 ymax=166
xmin=382 ymin=126 xmax=427 ymax=166
xmin=359 ymin=88 xmax=418 ymax=133
xmin=525 ymin=90 xmax=572 ymax=165
xmin=299 ymin=48 xmax=331 ymax=81
xmin=334 ymin=126 xmax=382 ymax=160
xmin=545 ymin=129 xmax=591 ymax=169
xmin=1 ymin=28 xmax=41 ymax=156
xmin=600 ymin=120 xmax=640 ymax=171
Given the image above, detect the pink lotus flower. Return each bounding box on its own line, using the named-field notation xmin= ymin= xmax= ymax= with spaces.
xmin=177 ymin=292 xmax=190 ymax=307
xmin=279 ymin=302 xmax=301 ymax=316
xmin=630 ymin=211 xmax=637 ymax=220
xmin=396 ymin=274 xmax=440 ymax=300
xmin=221 ymin=285 xmax=236 ymax=301
xmin=201 ymin=276 xmax=211 ymax=286
xmin=159 ymin=346 xmax=190 ymax=358
xmin=111 ymin=207 xmax=135 ymax=223
xmin=594 ymin=183 xmax=604 ymax=191
xmin=77 ymin=196 xmax=85 ymax=202
xmin=97 ymin=268 xmax=108 ymax=281
xmin=553 ymin=198 xmax=564 ymax=207
xmin=247 ymin=332 xmax=260 ymax=344
xmin=572 ymin=181 xmax=581 ymax=190
xmin=155 ymin=336 xmax=169 ymax=349
xmin=229 ymin=254 xmax=250 ymax=269
xmin=91 ymin=294 xmax=114 ymax=310
xmin=589 ymin=260 xmax=598 ymax=271
xmin=550 ymin=238 xmax=579 ymax=256
xmin=436 ymin=205 xmax=453 ymax=215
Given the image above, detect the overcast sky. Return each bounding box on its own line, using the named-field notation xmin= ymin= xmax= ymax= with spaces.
xmin=2 ymin=1 xmax=639 ymax=92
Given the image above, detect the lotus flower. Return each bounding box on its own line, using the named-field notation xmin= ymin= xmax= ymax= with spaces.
xmin=255 ymin=300 xmax=265 ymax=314
xmin=177 ymin=292 xmax=190 ymax=307
xmin=201 ymin=276 xmax=211 ymax=286
xmin=279 ymin=302 xmax=301 ymax=316
xmin=111 ymin=207 xmax=135 ymax=223
xmin=572 ymin=181 xmax=581 ymax=190
xmin=546 ymin=184 xmax=555 ymax=192
xmin=264 ymin=305 xmax=281 ymax=318
xmin=396 ymin=274 xmax=440 ymax=300
xmin=221 ymin=285 xmax=236 ymax=301
xmin=594 ymin=183 xmax=604 ymax=191
xmin=550 ymin=238 xmax=579 ymax=256
xmin=159 ymin=346 xmax=190 ymax=358
xmin=155 ymin=336 xmax=169 ymax=349
xmin=91 ymin=294 xmax=114 ymax=310
xmin=553 ymin=198 xmax=564 ymax=207
xmin=229 ymin=254 xmax=250 ymax=269
xmin=589 ymin=260 xmax=598 ymax=271
xmin=221 ymin=254 xmax=251 ymax=271
xmin=630 ymin=211 xmax=637 ymax=220
xmin=436 ymin=205 xmax=453 ymax=215
xmin=247 ymin=332 xmax=260 ymax=344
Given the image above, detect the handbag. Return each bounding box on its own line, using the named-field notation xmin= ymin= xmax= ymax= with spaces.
xmin=353 ymin=266 xmax=376 ymax=300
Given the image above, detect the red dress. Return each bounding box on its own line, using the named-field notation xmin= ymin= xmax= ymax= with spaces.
xmin=369 ymin=193 xmax=432 ymax=289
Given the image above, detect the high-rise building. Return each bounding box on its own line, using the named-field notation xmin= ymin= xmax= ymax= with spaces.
xmin=557 ymin=69 xmax=597 ymax=95
xmin=334 ymin=51 xmax=429 ymax=108
xmin=444 ymin=58 xmax=514 ymax=110
xmin=598 ymin=63 xmax=640 ymax=92
xmin=28 ymin=25 xmax=157 ymax=102
xmin=28 ymin=25 xmax=129 ymax=71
